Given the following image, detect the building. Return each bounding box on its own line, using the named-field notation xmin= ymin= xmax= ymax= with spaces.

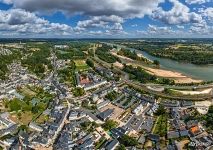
xmin=189 ymin=125 xmax=201 ymax=136
xmin=97 ymin=109 xmax=114 ymax=121
xmin=0 ymin=116 xmax=14 ymax=128
xmin=147 ymin=134 xmax=160 ymax=143
xmin=110 ymin=127 xmax=129 ymax=139
xmin=138 ymin=135 xmax=145 ymax=145
xmin=179 ymin=130 xmax=188 ymax=137
xmin=54 ymin=45 xmax=69 ymax=49
xmin=105 ymin=139 xmax=119 ymax=150
xmin=84 ymin=80 xmax=107 ymax=91
xmin=97 ymin=100 xmax=110 ymax=110
xmin=29 ymin=122 xmax=43 ymax=132
xmin=167 ymin=131 xmax=180 ymax=139
xmin=69 ymin=112 xmax=79 ymax=120
xmin=132 ymin=103 xmax=143 ymax=115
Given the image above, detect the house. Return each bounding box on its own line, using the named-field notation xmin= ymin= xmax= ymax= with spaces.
xmin=187 ymin=120 xmax=198 ymax=129
xmin=29 ymin=122 xmax=43 ymax=132
xmin=138 ymin=135 xmax=145 ymax=145
xmin=171 ymin=108 xmax=180 ymax=119
xmin=105 ymin=139 xmax=119 ymax=150
xmin=77 ymin=138 xmax=94 ymax=149
xmin=54 ymin=45 xmax=69 ymax=49
xmin=167 ymin=131 xmax=180 ymax=139
xmin=97 ymin=109 xmax=114 ymax=121
xmin=147 ymin=134 xmax=160 ymax=143
xmin=2 ymin=136 xmax=16 ymax=146
xmin=162 ymin=100 xmax=179 ymax=107
xmin=0 ymin=116 xmax=14 ymax=128
xmin=181 ymin=101 xmax=194 ymax=107
xmin=92 ymin=94 xmax=99 ymax=102
xmin=84 ymin=80 xmax=107 ymax=91
xmin=69 ymin=112 xmax=79 ymax=120
xmin=173 ymin=119 xmax=186 ymax=130
xmin=97 ymin=100 xmax=110 ymax=110
xmin=110 ymin=127 xmax=129 ymax=139
xmin=179 ymin=130 xmax=188 ymax=137
xmin=132 ymin=103 xmax=143 ymax=115
xmin=189 ymin=125 xmax=201 ymax=136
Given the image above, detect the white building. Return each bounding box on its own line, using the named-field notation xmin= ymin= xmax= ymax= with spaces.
xmin=29 ymin=122 xmax=43 ymax=132
xmin=133 ymin=103 xmax=143 ymax=115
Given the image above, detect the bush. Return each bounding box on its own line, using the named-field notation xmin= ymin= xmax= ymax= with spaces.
xmin=102 ymin=120 xmax=118 ymax=131
xmin=119 ymin=135 xmax=138 ymax=147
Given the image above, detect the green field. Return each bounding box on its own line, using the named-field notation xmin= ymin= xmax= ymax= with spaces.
xmin=74 ymin=60 xmax=90 ymax=71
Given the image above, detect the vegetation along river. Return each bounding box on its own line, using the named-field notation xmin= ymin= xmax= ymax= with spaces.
xmin=109 ymin=43 xmax=213 ymax=81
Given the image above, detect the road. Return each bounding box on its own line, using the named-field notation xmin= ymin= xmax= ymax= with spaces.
xmin=46 ymin=99 xmax=71 ymax=147
xmin=46 ymin=48 xmax=71 ymax=147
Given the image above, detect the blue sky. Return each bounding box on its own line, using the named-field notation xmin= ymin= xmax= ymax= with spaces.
xmin=0 ymin=0 xmax=212 ymax=38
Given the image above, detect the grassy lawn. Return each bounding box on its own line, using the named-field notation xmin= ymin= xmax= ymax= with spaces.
xmin=35 ymin=114 xmax=49 ymax=124
xmin=153 ymin=115 xmax=168 ymax=137
xmin=18 ymin=86 xmax=36 ymax=97
xmin=5 ymin=85 xmax=54 ymax=125
xmin=74 ymin=59 xmax=89 ymax=71
xmin=10 ymin=111 xmax=33 ymax=125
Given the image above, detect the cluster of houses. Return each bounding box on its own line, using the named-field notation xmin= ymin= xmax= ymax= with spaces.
xmin=76 ymin=71 xmax=107 ymax=91
xmin=54 ymin=45 xmax=69 ymax=49
xmin=0 ymin=42 xmax=213 ymax=150
xmin=166 ymin=108 xmax=213 ymax=149
xmin=0 ymin=46 xmax=12 ymax=55
xmin=0 ymin=63 xmax=29 ymax=98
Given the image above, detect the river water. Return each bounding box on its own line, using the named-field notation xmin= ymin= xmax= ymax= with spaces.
xmin=137 ymin=50 xmax=213 ymax=81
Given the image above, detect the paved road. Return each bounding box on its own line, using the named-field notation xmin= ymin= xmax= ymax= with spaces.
xmin=47 ymin=100 xmax=71 ymax=147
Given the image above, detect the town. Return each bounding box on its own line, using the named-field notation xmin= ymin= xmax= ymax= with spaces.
xmin=0 ymin=40 xmax=213 ymax=150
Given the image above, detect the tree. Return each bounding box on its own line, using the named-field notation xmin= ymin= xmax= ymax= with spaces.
xmin=155 ymin=104 xmax=166 ymax=116
xmin=102 ymin=120 xmax=118 ymax=131
xmin=86 ymin=59 xmax=94 ymax=68
xmin=153 ymin=60 xmax=160 ymax=66
xmin=116 ymin=144 xmax=126 ymax=150
xmin=119 ymin=135 xmax=138 ymax=147
xmin=203 ymin=105 xmax=213 ymax=129
xmin=72 ymin=87 xmax=85 ymax=97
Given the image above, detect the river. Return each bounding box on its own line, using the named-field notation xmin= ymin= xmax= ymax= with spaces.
xmin=106 ymin=43 xmax=213 ymax=81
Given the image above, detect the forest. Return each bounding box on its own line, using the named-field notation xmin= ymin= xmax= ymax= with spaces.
xmin=122 ymin=41 xmax=213 ymax=65
xmin=96 ymin=44 xmax=120 ymax=63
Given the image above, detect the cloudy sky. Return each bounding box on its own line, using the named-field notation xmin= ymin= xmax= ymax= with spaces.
xmin=0 ymin=0 xmax=212 ymax=38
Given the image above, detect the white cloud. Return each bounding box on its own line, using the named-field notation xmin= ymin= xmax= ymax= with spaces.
xmin=0 ymin=0 xmax=164 ymax=19
xmin=75 ymin=15 xmax=123 ymax=30
xmin=152 ymin=0 xmax=203 ymax=25
xmin=199 ymin=7 xmax=213 ymax=21
xmin=185 ymin=0 xmax=210 ymax=4
xmin=136 ymin=24 xmax=176 ymax=36
xmin=88 ymin=30 xmax=103 ymax=35
xmin=0 ymin=9 xmax=72 ymax=36
xmin=74 ymin=15 xmax=125 ymax=35
xmin=147 ymin=24 xmax=175 ymax=34
xmin=190 ymin=24 xmax=213 ymax=35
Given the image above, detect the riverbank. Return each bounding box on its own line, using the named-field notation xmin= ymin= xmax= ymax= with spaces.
xmin=141 ymin=66 xmax=202 ymax=84
xmin=111 ymin=51 xmax=202 ymax=84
